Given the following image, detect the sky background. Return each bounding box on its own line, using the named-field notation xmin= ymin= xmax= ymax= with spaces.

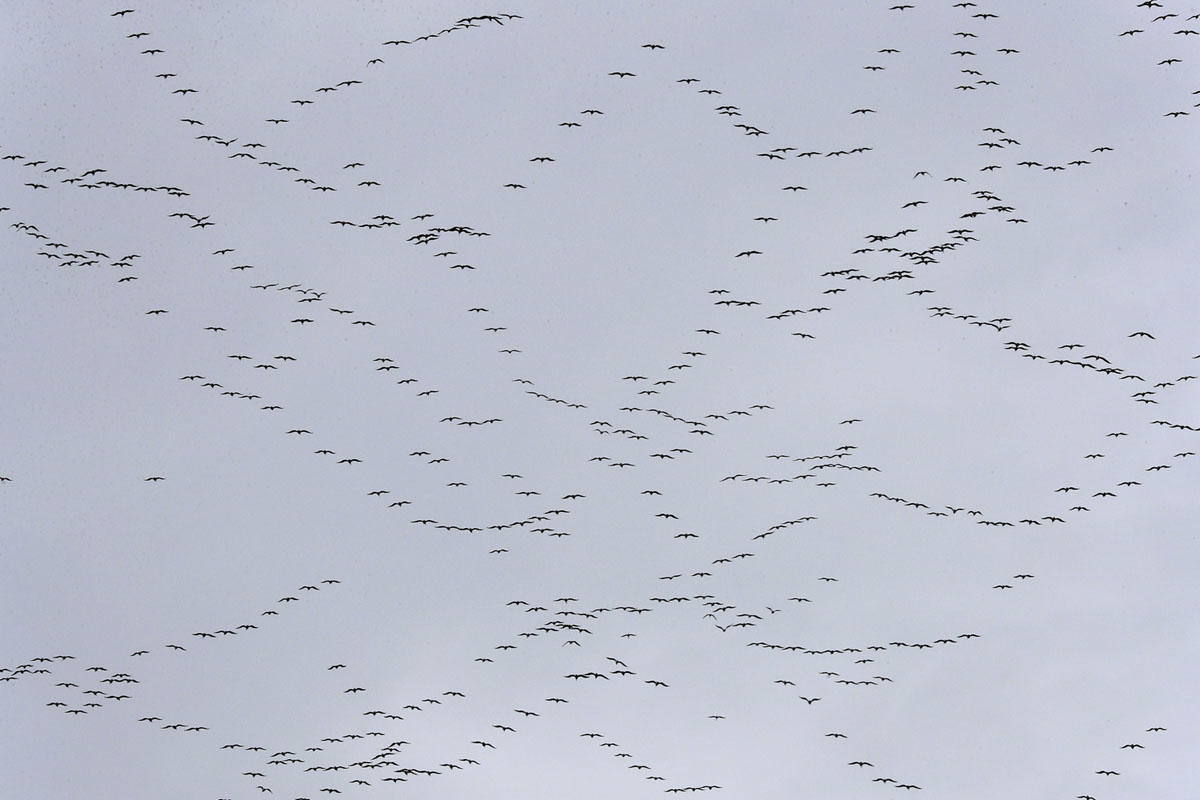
xmin=2 ymin=2 xmax=1199 ymax=799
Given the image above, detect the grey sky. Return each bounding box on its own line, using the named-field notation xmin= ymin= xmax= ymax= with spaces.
xmin=2 ymin=2 xmax=1198 ymax=799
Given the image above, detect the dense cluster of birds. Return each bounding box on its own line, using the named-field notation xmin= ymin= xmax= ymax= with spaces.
xmin=2 ymin=4 xmax=1196 ymax=799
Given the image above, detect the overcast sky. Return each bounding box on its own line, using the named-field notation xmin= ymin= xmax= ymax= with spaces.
xmin=2 ymin=2 xmax=1199 ymax=799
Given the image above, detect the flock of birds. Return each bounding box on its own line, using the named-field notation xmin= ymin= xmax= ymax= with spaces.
xmin=2 ymin=3 xmax=1197 ymax=799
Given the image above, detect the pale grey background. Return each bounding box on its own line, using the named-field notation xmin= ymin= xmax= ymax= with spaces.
xmin=2 ymin=2 xmax=1198 ymax=799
